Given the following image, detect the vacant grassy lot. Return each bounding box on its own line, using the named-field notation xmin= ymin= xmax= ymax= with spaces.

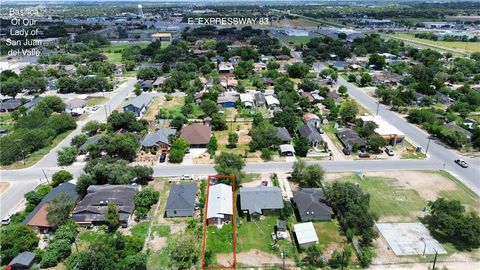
xmin=99 ymin=42 xmax=149 ymax=64
xmin=392 ymin=33 xmax=479 ymax=54
xmin=279 ymin=36 xmax=313 ymax=45
xmin=313 ymin=220 xmax=351 ymax=258
xmin=327 ymin=171 xmax=479 ymax=222
xmin=86 ymin=96 xmax=107 ymax=106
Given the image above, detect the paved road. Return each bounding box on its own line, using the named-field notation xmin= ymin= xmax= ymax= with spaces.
xmin=314 ymin=62 xmax=480 ymax=193
xmin=0 ymin=78 xmax=137 ymax=218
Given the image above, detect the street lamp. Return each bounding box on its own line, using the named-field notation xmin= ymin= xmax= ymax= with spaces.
xmin=420 ymin=237 xmax=427 ymax=257
xmin=14 ymin=139 xmax=25 ymax=165
xmin=425 ymin=135 xmax=436 ymax=155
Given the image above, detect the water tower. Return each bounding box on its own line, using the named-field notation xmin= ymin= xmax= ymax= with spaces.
xmin=137 ymin=4 xmax=144 ymax=18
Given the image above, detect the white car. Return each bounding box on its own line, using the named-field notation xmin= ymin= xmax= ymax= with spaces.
xmin=180 ymin=175 xmax=193 ymax=180
xmin=1 ymin=215 xmax=11 ymax=225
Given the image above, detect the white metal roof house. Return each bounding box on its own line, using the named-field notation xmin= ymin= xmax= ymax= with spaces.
xmin=293 ymin=222 xmax=319 ymax=249
xmin=239 ymin=93 xmax=254 ymax=108
xmin=206 ymin=183 xmax=233 ymax=226
xmin=360 ymin=115 xmax=405 ymax=146
xmin=265 ymin=95 xmax=280 ymax=109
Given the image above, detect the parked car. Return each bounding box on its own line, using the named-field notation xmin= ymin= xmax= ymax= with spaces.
xmin=159 ymin=153 xmax=166 ymax=163
xmin=385 ymin=147 xmax=395 ymax=156
xmin=454 ymin=159 xmax=468 ymax=168
xmin=1 ymin=215 xmax=11 ymax=225
xmin=180 ymin=175 xmax=193 ymax=180
xmin=358 ymin=152 xmax=371 ymax=158
xmin=342 ymin=147 xmax=351 ymax=155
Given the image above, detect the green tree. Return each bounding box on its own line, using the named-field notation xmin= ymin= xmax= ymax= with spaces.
xmin=1 ymin=77 xmax=22 ymax=97
xmin=200 ymin=99 xmax=219 ymax=117
xmin=170 ymin=114 xmax=188 ymax=130
xmin=105 ymin=202 xmax=120 ymax=230
xmin=228 ymin=132 xmax=238 ymax=148
xmin=169 ymin=232 xmax=201 ymax=268
xmin=367 ymin=134 xmax=388 ymax=153
xmin=291 ymin=160 xmax=325 ymax=187
xmin=47 ymin=193 xmax=74 ymax=226
xmin=71 ymin=134 xmax=89 ymax=148
xmin=339 ymin=99 xmax=359 ymax=123
xmin=82 ymin=120 xmax=100 ymax=135
xmin=305 ymin=245 xmax=324 ymax=267
xmin=286 ymin=63 xmax=310 ymax=78
xmin=0 ymin=224 xmax=39 ymax=264
xmin=338 ymin=85 xmax=348 ymax=96
xmin=52 ymin=170 xmax=73 ymax=187
xmin=368 ymin=53 xmax=386 ymax=70
xmin=57 ymin=146 xmax=78 ymax=166
xmin=136 ymin=67 xmax=158 ymax=80
xmin=294 ymin=137 xmax=310 ymax=157
xmin=207 ymin=136 xmax=218 ymax=156
xmin=360 ymin=73 xmax=372 ymax=86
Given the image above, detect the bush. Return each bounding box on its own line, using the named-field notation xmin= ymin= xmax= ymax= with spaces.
xmin=358 ymin=247 xmax=375 ymax=268
xmin=260 ymin=148 xmax=272 ymax=161
xmin=52 ymin=170 xmax=73 ymax=187
xmin=57 ymin=146 xmax=78 ymax=166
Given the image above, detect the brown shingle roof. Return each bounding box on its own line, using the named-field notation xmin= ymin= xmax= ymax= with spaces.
xmin=180 ymin=123 xmax=212 ymax=145
xmin=27 ymin=204 xmax=51 ymax=228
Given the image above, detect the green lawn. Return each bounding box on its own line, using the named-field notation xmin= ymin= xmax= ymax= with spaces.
xmin=394 ymin=33 xmax=480 ymax=53
xmin=236 ymin=216 xmax=298 ymax=259
xmin=99 ymin=42 xmax=149 ymax=64
xmin=76 ymin=230 xmax=103 ymax=251
xmin=435 ymin=171 xmax=479 ymax=212
xmin=86 ymin=97 xmax=107 ymax=106
xmin=206 ymin=223 xmax=234 ymax=254
xmin=400 ymin=140 xmax=427 ymax=160
xmin=0 ymin=112 xmax=13 ymax=131
xmin=313 ymin=220 xmax=345 ymax=248
xmin=334 ymin=174 xmax=427 ymax=221
xmin=131 ymin=221 xmax=150 ymax=242
xmin=279 ymin=36 xmax=313 ymax=45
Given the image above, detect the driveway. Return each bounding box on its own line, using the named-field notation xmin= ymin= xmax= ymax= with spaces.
xmin=181 ymin=148 xmax=207 ymax=165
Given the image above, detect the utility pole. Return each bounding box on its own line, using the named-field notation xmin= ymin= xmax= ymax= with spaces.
xmin=376 ymin=101 xmax=380 ymax=115
xmin=104 ymin=105 xmax=108 ymax=118
xmin=42 ymin=169 xmax=50 ymax=184
xmin=425 ymin=137 xmax=432 ymax=154
xmin=432 ymin=249 xmax=438 ymax=270
xmin=14 ymin=139 xmax=25 ymax=165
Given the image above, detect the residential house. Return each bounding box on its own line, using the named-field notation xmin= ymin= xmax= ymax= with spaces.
xmin=299 ymin=124 xmax=323 ymax=147
xmin=65 ymin=98 xmax=86 ymax=115
xmin=123 ymin=93 xmax=153 ymax=117
xmin=300 ymin=91 xmax=315 ymax=102
xmin=260 ymin=55 xmax=275 ymax=62
xmin=239 ymin=93 xmax=254 ymax=108
xmin=360 ymin=115 xmax=405 ymax=145
xmin=23 ymin=96 xmax=43 ymax=110
xmin=293 ymin=188 xmax=334 ymax=222
xmin=262 ymin=77 xmax=274 ymax=86
xmin=303 ymin=113 xmax=321 ymax=129
xmin=72 ymin=185 xmax=140 ymax=228
xmin=218 ymin=62 xmax=234 ymax=73
xmin=79 ymin=135 xmax=101 ymax=155
xmin=217 ymin=94 xmax=238 ymax=108
xmin=7 ymin=251 xmax=35 ymax=270
xmin=141 ymin=80 xmax=154 ymax=91
xmin=180 ymin=123 xmax=212 ymax=148
xmin=240 ymin=187 xmax=283 ymax=217
xmin=293 ymin=222 xmax=319 ymax=249
xmin=337 ymin=128 xmax=367 ymax=151
xmin=275 ymin=55 xmax=291 ymax=61
xmin=444 ymin=122 xmax=472 ymax=142
xmin=279 ymin=144 xmax=295 ymax=156
xmin=206 ymin=183 xmax=233 ymax=226
xmin=275 ymin=127 xmax=292 ymax=144
xmin=23 ymin=182 xmax=80 ymax=233
xmin=220 ymin=77 xmax=238 ymax=90
xmin=254 ymin=92 xmax=266 ymax=107
xmin=165 ymin=184 xmax=197 ymax=218
xmin=0 ymin=99 xmax=23 ymax=112
xmin=329 ymin=61 xmax=348 ymax=71
xmin=141 ymin=128 xmax=176 ymax=152
xmin=254 ymin=62 xmax=267 ymax=71
xmin=152 ymin=77 xmax=165 ymax=90
xmin=265 ymin=95 xmax=280 ymax=109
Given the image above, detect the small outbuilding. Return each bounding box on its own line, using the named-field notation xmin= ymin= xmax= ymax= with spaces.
xmin=7 ymin=251 xmax=35 ymax=270
xmin=293 ymin=222 xmax=319 ymax=249
xmin=279 ymin=144 xmax=295 ymax=156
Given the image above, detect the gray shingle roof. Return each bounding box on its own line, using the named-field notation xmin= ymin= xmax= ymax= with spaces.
xmin=142 ymin=128 xmax=176 ymax=147
xmin=337 ymin=128 xmax=367 ymax=148
xmin=23 ymin=182 xmax=79 ymax=225
xmin=165 ymin=184 xmax=197 ymax=211
xmin=124 ymin=94 xmax=153 ymax=110
xmin=23 ymin=96 xmax=43 ymax=110
xmin=293 ymin=188 xmax=333 ymax=221
xmin=9 ymin=251 xmax=35 ymax=267
xmin=299 ymin=124 xmax=323 ymax=143
xmin=79 ymin=135 xmax=101 ymax=153
xmin=0 ymin=99 xmax=23 ymax=111
xmin=275 ymin=127 xmax=292 ymax=142
xmin=240 ymin=186 xmax=283 ymax=215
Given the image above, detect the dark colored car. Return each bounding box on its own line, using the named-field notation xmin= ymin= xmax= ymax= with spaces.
xmin=159 ymin=153 xmax=166 ymax=163
xmin=358 ymin=152 xmax=371 ymax=158
xmin=342 ymin=148 xmax=351 ymax=155
xmin=454 ymin=159 xmax=468 ymax=168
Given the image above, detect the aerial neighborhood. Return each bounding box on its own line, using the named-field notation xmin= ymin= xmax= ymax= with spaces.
xmin=0 ymin=1 xmax=479 ymax=270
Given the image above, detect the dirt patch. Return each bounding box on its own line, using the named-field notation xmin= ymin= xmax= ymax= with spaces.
xmin=324 ymin=172 xmax=352 ymax=183
xmin=217 ymin=249 xmax=295 ymax=268
xmin=0 ymin=182 xmax=10 ymax=194
xmin=170 ymin=223 xmax=187 ymax=235
xmin=366 ymin=171 xmax=457 ymax=202
xmin=149 ymin=235 xmax=167 ymax=251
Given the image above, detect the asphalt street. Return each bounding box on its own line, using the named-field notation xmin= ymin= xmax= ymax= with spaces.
xmin=0 ymin=78 xmax=137 ymax=218
xmin=1 ymin=65 xmax=479 ymax=218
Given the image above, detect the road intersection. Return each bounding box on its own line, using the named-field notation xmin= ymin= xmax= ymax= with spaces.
xmin=1 ymin=65 xmax=479 ymax=219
